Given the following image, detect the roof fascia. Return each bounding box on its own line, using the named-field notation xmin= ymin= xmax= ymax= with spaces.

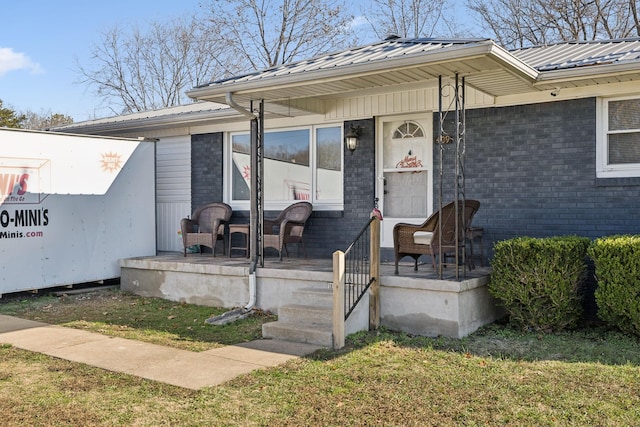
xmin=56 ymin=108 xmax=243 ymax=134
xmin=534 ymin=61 xmax=640 ymax=88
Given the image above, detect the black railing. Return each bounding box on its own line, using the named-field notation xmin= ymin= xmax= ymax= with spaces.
xmin=332 ymin=216 xmax=380 ymax=349
xmin=343 ymin=218 xmax=375 ymax=320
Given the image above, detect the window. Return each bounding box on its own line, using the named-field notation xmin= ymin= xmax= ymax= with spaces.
xmin=229 ymin=125 xmax=343 ymax=210
xmin=597 ymin=97 xmax=640 ymax=178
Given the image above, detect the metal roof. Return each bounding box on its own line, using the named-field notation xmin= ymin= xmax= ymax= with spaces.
xmin=196 ymin=38 xmax=492 ymax=87
xmin=54 ymin=101 xmax=237 ymax=135
xmin=63 ymin=37 xmax=640 ymax=132
xmin=510 ymin=38 xmax=640 ymax=71
xmin=510 ymin=38 xmax=640 ymax=90
xmin=187 ymin=38 xmax=540 ymax=109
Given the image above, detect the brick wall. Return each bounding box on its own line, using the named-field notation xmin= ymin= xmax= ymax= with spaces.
xmin=190 ymin=132 xmax=224 ymax=210
xmin=437 ymin=97 xmax=640 ymax=258
xmin=302 ymin=119 xmax=376 ymax=258
xmin=191 ymin=99 xmax=640 ymax=262
xmin=191 ymin=120 xmax=376 ymax=259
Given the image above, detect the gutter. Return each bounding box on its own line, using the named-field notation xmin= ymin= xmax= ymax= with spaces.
xmin=52 ymin=108 xmax=243 ymax=135
xmin=534 ymin=61 xmax=640 ymax=89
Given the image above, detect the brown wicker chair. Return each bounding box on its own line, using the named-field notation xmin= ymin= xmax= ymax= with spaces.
xmin=393 ymin=200 xmax=480 ymax=274
xmin=263 ymin=201 xmax=313 ymax=260
xmin=180 ymin=202 xmax=232 ymax=257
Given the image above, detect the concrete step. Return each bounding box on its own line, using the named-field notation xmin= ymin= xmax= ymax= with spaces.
xmin=277 ymin=304 xmax=332 ymax=327
xmin=262 ymin=321 xmax=333 ymax=348
xmin=290 ymin=286 xmax=333 ymax=307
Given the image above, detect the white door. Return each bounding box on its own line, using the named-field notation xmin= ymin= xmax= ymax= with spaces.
xmin=377 ymin=115 xmax=433 ymax=248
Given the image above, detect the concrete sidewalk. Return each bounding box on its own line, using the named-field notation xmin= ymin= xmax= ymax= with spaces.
xmin=0 ymin=314 xmax=323 ymax=390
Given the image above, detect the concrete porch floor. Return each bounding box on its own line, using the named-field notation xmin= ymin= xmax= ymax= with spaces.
xmin=152 ymin=251 xmax=491 ymax=282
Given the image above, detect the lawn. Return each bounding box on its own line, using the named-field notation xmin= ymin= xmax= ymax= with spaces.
xmin=1 ymin=287 xmax=639 ymax=426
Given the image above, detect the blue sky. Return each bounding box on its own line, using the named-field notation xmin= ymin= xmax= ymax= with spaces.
xmin=1 ymin=1 xmax=477 ymax=123
xmin=1 ymin=0 xmax=203 ymax=122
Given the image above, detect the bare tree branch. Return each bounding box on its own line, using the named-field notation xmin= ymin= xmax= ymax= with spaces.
xmin=203 ymin=0 xmax=353 ymax=71
xmin=468 ymin=0 xmax=640 ymax=49
xmin=75 ymin=16 xmax=228 ymax=115
xmin=362 ymin=0 xmax=447 ymax=39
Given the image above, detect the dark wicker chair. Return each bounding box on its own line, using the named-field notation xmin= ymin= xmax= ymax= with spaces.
xmin=180 ymin=202 xmax=232 ymax=257
xmin=263 ymin=201 xmax=313 ymax=260
xmin=393 ymin=200 xmax=480 ymax=274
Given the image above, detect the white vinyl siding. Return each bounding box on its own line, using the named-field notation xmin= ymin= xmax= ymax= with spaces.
xmin=156 ymin=136 xmax=191 ymax=252
xmin=324 ymin=85 xmax=495 ymax=120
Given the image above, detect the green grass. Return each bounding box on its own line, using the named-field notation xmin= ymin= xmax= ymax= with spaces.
xmin=1 ymin=288 xmax=640 ymax=426
xmin=0 ymin=287 xmax=275 ymax=351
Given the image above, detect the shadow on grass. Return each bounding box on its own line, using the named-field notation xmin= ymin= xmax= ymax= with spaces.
xmin=320 ymin=319 xmax=640 ymax=367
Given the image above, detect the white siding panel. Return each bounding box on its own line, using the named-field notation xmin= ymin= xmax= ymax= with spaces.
xmin=157 ymin=202 xmax=191 ymax=252
xmin=156 ymin=137 xmax=191 ymax=203
xmin=325 ymin=86 xmax=494 ymax=120
xmin=156 ymin=136 xmax=191 ymax=252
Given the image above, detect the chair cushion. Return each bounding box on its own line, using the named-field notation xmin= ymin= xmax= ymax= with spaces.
xmin=413 ymin=231 xmax=433 ymax=245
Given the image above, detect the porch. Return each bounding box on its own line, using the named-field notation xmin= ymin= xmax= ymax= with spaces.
xmin=119 ymin=253 xmax=499 ymax=343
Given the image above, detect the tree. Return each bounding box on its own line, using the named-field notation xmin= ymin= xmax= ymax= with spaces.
xmin=467 ymin=0 xmax=640 ymax=49
xmin=0 ymin=99 xmax=26 ymax=128
xmin=201 ymin=0 xmax=355 ymax=71
xmin=75 ymin=16 xmax=227 ymax=115
xmin=361 ymin=0 xmax=448 ymax=40
xmin=21 ymin=110 xmax=74 ymax=130
xmin=75 ymin=1 xmax=359 ymax=116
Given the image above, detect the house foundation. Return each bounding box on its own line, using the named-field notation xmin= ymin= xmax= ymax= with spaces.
xmin=119 ymin=255 xmax=500 ymax=340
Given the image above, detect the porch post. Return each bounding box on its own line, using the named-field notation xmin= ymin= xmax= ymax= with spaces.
xmin=436 ymin=74 xmax=467 ymax=280
xmin=332 ymin=250 xmax=346 ymax=349
xmin=369 ymin=217 xmax=380 ymax=329
xmin=249 ymin=100 xmax=264 ymax=267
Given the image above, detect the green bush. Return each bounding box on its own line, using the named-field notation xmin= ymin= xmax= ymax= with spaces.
xmin=489 ymin=236 xmax=591 ymax=332
xmin=588 ymin=235 xmax=640 ymax=336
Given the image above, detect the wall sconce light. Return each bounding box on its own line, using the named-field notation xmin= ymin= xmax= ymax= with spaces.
xmin=345 ymin=126 xmax=361 ymax=154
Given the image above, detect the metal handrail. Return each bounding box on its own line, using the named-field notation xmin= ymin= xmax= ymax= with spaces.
xmin=332 ymin=216 xmax=380 ymax=349
xmin=343 ymin=217 xmax=375 ymax=320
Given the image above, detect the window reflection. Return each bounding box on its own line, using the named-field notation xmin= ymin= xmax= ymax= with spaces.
xmin=231 ymin=126 xmax=342 ymax=204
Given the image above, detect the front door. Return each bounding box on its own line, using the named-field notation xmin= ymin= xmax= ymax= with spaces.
xmin=377 ymin=115 xmax=433 ymax=248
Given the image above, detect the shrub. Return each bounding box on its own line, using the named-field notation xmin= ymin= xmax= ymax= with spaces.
xmin=489 ymin=236 xmax=590 ymax=332
xmin=588 ymin=235 xmax=640 ymax=336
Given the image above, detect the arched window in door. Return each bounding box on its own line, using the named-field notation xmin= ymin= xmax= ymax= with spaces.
xmin=393 ymin=121 xmax=424 ymax=139
xmin=384 ymin=121 xmax=426 ymax=170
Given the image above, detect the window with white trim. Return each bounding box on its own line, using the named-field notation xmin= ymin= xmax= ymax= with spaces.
xmin=228 ymin=125 xmax=343 ymax=210
xmin=597 ymin=96 xmax=640 ymax=178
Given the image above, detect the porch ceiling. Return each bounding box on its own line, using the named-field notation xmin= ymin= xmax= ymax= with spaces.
xmin=187 ymin=39 xmax=540 ymax=116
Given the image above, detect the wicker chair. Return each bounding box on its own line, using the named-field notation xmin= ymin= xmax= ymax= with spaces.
xmin=180 ymin=202 xmax=232 ymax=257
xmin=393 ymin=200 xmax=480 ymax=274
xmin=263 ymin=201 xmax=313 ymax=260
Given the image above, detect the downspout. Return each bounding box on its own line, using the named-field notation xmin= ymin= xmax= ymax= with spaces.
xmin=226 ymin=92 xmax=258 ymax=311
xmin=225 ymin=92 xmax=256 ymax=119
xmin=244 ymin=267 xmax=257 ymax=311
